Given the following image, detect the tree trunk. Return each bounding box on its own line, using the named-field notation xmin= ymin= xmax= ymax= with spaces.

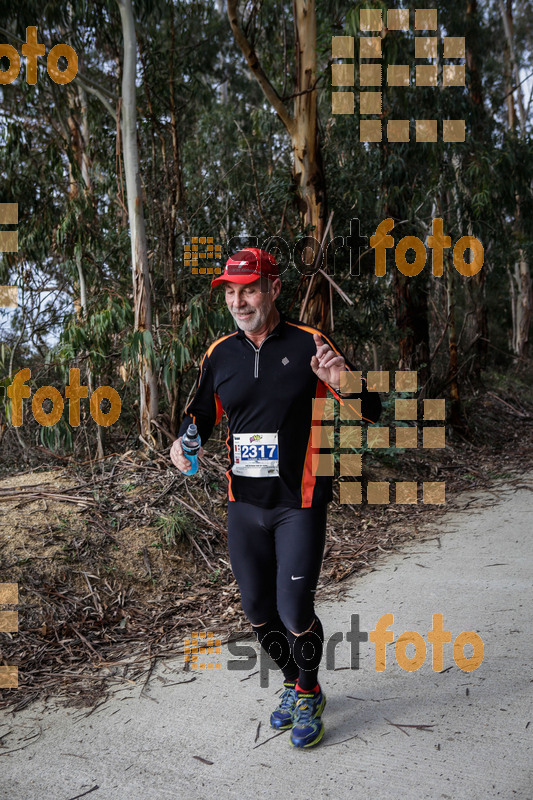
xmin=292 ymin=0 xmax=328 ymax=329
xmin=464 ymin=0 xmax=488 ymax=379
xmin=292 ymin=0 xmax=324 ymax=242
xmin=500 ymin=0 xmax=531 ymax=360
xmin=226 ymin=0 xmax=330 ymax=330
xmin=447 ymin=255 xmax=463 ymax=429
xmin=216 ymin=0 xmax=229 ymax=104
xmin=393 ymin=271 xmax=430 ymax=391
xmin=386 ymin=195 xmax=430 ymax=392
xmin=116 ymin=0 xmax=158 ymax=440
xmin=514 ymin=250 xmax=532 ymax=358
xmin=68 ymin=75 xmax=105 ymax=461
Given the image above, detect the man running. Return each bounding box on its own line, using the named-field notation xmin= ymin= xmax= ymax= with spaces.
xmin=170 ymin=247 xmax=381 ymax=748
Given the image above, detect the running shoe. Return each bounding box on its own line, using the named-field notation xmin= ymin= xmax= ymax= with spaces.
xmin=289 ymin=687 xmax=326 ymax=748
xmin=270 ymin=681 xmax=298 ymax=730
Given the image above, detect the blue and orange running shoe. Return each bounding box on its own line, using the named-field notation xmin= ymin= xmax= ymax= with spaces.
xmin=270 ymin=681 xmax=298 ymax=730
xmin=290 ymin=687 xmax=326 ymax=748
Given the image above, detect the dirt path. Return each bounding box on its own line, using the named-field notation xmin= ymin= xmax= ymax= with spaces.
xmin=1 ymin=476 xmax=531 ymax=800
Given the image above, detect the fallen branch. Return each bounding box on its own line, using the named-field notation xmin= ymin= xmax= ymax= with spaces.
xmin=64 ymin=786 xmax=99 ymax=800
xmin=384 ymin=717 xmax=435 ymax=736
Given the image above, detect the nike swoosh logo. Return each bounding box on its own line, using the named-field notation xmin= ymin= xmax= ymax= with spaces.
xmin=291 ymin=575 xmax=305 ymax=580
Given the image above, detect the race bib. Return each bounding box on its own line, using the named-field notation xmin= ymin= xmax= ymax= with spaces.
xmin=232 ymin=432 xmax=279 ymax=477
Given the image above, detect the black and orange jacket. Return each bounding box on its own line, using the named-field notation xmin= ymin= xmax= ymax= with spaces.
xmin=178 ymin=313 xmax=381 ymax=509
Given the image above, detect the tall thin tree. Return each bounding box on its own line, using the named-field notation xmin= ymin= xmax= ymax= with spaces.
xmin=116 ymin=0 xmax=158 ymax=439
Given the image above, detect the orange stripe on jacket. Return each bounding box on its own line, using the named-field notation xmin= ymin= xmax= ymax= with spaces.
xmin=185 ymin=333 xmax=237 ymax=416
xmin=285 ymin=320 xmax=343 ymax=356
xmin=225 ymin=432 xmax=235 ymax=501
xmin=301 ymin=379 xmax=328 ymax=507
xmin=214 ymin=393 xmax=224 ymax=426
xmin=207 ymin=331 xmax=238 ymax=357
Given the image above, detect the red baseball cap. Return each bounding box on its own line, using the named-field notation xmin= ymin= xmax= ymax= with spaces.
xmin=211 ymin=248 xmax=279 ymax=287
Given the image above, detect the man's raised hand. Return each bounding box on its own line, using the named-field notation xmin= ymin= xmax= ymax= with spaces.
xmin=310 ymin=333 xmax=345 ymax=390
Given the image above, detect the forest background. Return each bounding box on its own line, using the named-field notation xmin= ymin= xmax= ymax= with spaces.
xmin=0 ymin=0 xmax=532 ymax=459
xmin=0 ymin=0 xmax=532 ymax=708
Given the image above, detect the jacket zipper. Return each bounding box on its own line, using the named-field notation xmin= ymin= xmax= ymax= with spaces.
xmin=244 ymin=334 xmax=274 ymax=378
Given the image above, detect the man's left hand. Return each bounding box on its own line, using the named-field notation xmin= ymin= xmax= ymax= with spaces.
xmin=311 ymin=333 xmax=346 ymax=391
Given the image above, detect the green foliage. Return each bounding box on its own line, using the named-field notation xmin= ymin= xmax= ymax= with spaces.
xmin=0 ymin=0 xmax=531 ymax=459
xmin=156 ymin=508 xmax=193 ymax=546
xmin=38 ymin=414 xmax=74 ymax=453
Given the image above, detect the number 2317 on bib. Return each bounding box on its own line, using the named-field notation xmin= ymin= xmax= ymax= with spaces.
xmin=232 ymin=432 xmax=279 ymax=478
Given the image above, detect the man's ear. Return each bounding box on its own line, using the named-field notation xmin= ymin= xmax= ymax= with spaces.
xmin=271 ymin=277 xmax=282 ymax=300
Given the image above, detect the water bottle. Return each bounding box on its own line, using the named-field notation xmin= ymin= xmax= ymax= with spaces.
xmin=181 ymin=423 xmax=201 ymax=476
